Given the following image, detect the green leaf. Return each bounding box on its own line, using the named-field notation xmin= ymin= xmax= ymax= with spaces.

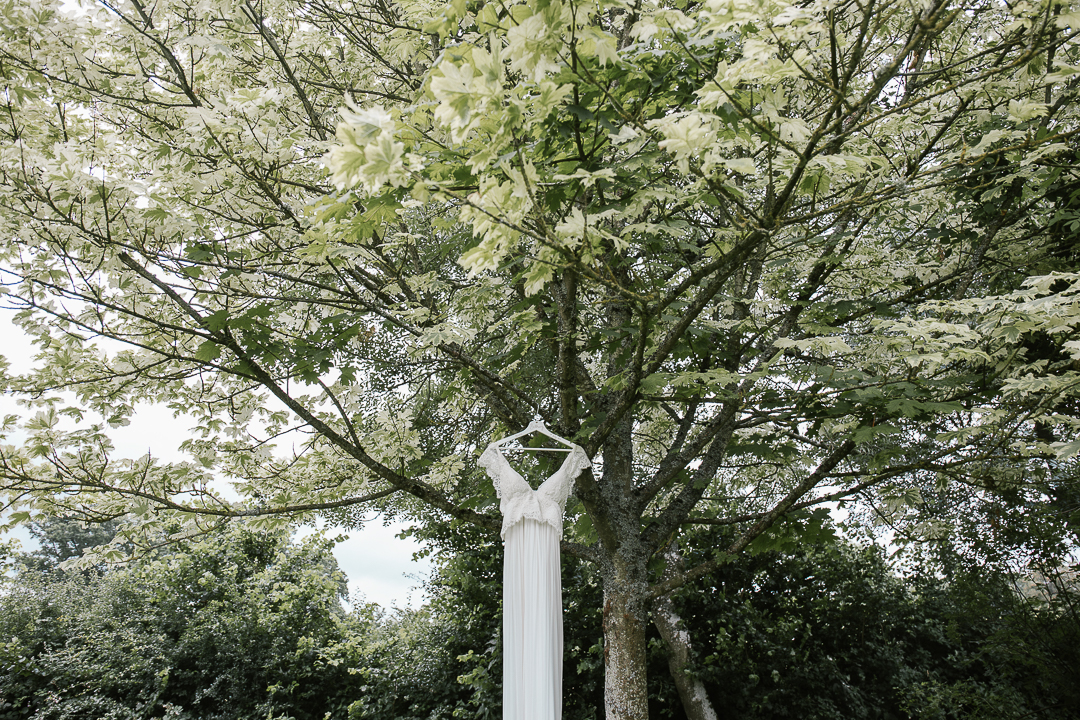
xmin=195 ymin=340 xmax=222 ymax=362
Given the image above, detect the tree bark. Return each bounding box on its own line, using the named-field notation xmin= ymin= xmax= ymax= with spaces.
xmin=602 ymin=572 xmax=650 ymax=720
xmin=652 ymin=546 xmax=718 ymax=720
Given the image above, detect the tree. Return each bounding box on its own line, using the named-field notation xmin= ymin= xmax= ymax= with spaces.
xmin=1 ymin=0 xmax=1079 ymax=717
xmin=19 ymin=516 xmax=126 ymax=573
xmin=0 ymin=523 xmax=364 ymax=719
xmin=675 ymin=530 xmax=1080 ymax=720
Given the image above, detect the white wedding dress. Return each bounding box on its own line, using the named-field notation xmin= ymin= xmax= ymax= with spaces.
xmin=478 ymin=443 xmax=591 ymax=720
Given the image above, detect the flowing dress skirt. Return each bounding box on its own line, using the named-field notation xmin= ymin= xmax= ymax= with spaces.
xmin=503 ymin=518 xmax=562 ymax=720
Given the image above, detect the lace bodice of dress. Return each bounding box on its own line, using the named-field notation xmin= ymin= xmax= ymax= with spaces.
xmin=477 ymin=443 xmax=591 ymax=539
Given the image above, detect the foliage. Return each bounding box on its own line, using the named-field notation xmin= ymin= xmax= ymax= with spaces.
xmin=342 ymin=526 xmax=506 ymax=720
xmin=674 ymin=531 xmax=1080 ymax=720
xmin=3 ymin=518 xmax=1077 ymax=720
xmin=361 ymin=523 xmax=1080 ymax=720
xmin=18 ymin=517 xmax=127 ymax=573
xmin=0 ymin=523 xmax=363 ymax=720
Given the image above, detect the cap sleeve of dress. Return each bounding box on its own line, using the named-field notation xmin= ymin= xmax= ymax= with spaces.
xmin=477 ymin=444 xmax=508 ymax=498
xmin=569 ymin=445 xmax=591 ymax=475
xmin=545 ymin=445 xmax=591 ymax=509
xmin=565 ymin=445 xmax=591 ymax=496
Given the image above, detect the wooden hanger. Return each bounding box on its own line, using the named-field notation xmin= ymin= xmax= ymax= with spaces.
xmin=492 ymin=415 xmax=575 ymax=453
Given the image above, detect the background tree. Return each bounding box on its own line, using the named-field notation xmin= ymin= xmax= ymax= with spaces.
xmin=18 ymin=517 xmax=125 ymax=573
xmin=2 ymin=0 xmax=1080 ymax=717
xmin=677 ymin=531 xmax=1080 ymax=720
xmin=0 ymin=522 xmax=363 ymax=720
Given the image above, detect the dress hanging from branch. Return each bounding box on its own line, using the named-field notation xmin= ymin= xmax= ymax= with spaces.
xmin=478 ymin=417 xmax=591 ymax=720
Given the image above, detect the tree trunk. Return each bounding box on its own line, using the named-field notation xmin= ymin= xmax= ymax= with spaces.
xmin=651 ymin=543 xmax=718 ymax=720
xmin=652 ymin=594 xmax=718 ymax=720
xmin=601 ymin=561 xmax=650 ymax=720
xmin=591 ymin=359 xmax=650 ymax=720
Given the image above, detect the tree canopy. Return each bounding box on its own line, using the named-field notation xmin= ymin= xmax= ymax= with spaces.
xmin=1 ymin=0 xmax=1079 ymax=716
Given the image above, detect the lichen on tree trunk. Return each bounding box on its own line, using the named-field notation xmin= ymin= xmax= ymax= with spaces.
xmin=602 ymin=578 xmax=650 ymax=720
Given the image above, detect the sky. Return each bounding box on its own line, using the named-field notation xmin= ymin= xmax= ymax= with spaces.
xmin=1 ymin=309 xmax=431 ymax=609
